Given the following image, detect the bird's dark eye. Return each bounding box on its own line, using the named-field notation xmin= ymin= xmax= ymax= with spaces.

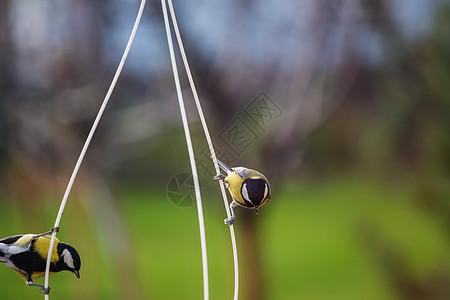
xmin=241 ymin=178 xmax=267 ymax=206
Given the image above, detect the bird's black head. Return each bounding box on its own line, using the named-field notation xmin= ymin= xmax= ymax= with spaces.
xmin=241 ymin=177 xmax=270 ymax=208
xmin=57 ymin=243 xmax=81 ymax=279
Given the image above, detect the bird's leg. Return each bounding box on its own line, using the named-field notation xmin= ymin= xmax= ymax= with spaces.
xmin=214 ymin=174 xmax=229 ymax=188
xmin=214 ymin=174 xmax=225 ymax=181
xmin=224 ymin=202 xmax=237 ymax=225
xmin=40 ymin=286 xmax=51 ymax=295
xmin=36 ymin=226 xmax=61 ymax=237
xmin=27 ymin=281 xmax=51 ymax=295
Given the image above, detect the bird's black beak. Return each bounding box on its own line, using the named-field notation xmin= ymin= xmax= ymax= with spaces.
xmin=73 ymin=270 xmax=80 ymax=279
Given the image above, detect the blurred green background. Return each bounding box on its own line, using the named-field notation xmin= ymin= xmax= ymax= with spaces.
xmin=0 ymin=0 xmax=449 ymax=299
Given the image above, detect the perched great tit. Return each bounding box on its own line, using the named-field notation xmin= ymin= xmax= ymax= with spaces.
xmin=0 ymin=230 xmax=81 ymax=294
xmin=214 ymin=159 xmax=271 ymax=225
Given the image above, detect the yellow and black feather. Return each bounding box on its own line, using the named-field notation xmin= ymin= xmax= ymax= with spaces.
xmin=225 ymin=167 xmax=271 ymax=209
xmin=0 ymin=233 xmax=81 ymax=284
xmin=216 ymin=159 xmax=271 ymax=211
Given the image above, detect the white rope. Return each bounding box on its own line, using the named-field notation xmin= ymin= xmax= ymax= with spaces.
xmin=166 ymin=1 xmax=239 ymax=299
xmin=160 ymin=1 xmax=209 ymax=299
xmin=43 ymin=1 xmax=147 ymax=299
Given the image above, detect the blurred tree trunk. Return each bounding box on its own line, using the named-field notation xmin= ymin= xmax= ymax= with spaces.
xmin=240 ymin=213 xmax=266 ymax=300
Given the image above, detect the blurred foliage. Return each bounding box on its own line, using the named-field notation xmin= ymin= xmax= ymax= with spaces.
xmin=0 ymin=178 xmax=448 ymax=299
xmin=0 ymin=0 xmax=449 ymax=299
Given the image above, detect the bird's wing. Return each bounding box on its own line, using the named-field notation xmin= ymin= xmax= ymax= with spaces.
xmin=0 ymin=235 xmax=24 ymax=245
xmin=0 ymin=234 xmax=34 ymax=256
xmin=233 ymin=167 xmax=249 ymax=179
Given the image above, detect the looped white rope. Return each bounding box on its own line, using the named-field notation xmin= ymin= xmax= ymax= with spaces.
xmin=161 ymin=1 xmax=210 ymax=298
xmin=43 ymin=1 xmax=147 ymax=299
xmin=164 ymin=1 xmax=239 ymax=299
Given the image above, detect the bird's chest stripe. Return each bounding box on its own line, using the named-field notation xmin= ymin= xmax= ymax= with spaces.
xmin=240 ymin=177 xmax=269 ymax=207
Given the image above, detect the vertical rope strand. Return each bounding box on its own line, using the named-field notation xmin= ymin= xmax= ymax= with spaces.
xmin=166 ymin=1 xmax=239 ymax=298
xmin=161 ymin=1 xmax=209 ymax=299
xmin=43 ymin=1 xmax=147 ymax=299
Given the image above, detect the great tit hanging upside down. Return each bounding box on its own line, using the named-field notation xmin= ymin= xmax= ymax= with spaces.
xmin=0 ymin=229 xmax=81 ymax=294
xmin=214 ymin=159 xmax=271 ymax=225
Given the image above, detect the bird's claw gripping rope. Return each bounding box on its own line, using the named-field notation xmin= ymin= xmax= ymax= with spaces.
xmin=214 ymin=174 xmax=229 ymax=188
xmin=50 ymin=226 xmax=61 ymax=233
xmin=213 ymin=174 xmax=225 ymax=181
xmin=35 ymin=226 xmax=61 ymax=238
xmin=40 ymin=286 xmax=51 ymax=295
xmin=224 ymin=216 xmax=235 ymax=226
xmin=27 ymin=281 xmax=51 ymax=295
xmin=224 ymin=202 xmax=237 ymax=226
xmin=46 ymin=226 xmax=61 ymax=236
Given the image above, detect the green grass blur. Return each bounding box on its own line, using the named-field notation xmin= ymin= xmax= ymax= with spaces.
xmin=0 ymin=174 xmax=447 ymax=299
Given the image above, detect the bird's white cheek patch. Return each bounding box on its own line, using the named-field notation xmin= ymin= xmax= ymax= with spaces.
xmin=263 ymin=183 xmax=268 ymax=201
xmin=242 ymin=183 xmax=250 ymax=202
xmin=62 ymin=249 xmax=75 ymax=269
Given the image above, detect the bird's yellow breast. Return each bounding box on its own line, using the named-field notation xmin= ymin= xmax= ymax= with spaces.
xmin=33 ymin=236 xmax=60 ymax=263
